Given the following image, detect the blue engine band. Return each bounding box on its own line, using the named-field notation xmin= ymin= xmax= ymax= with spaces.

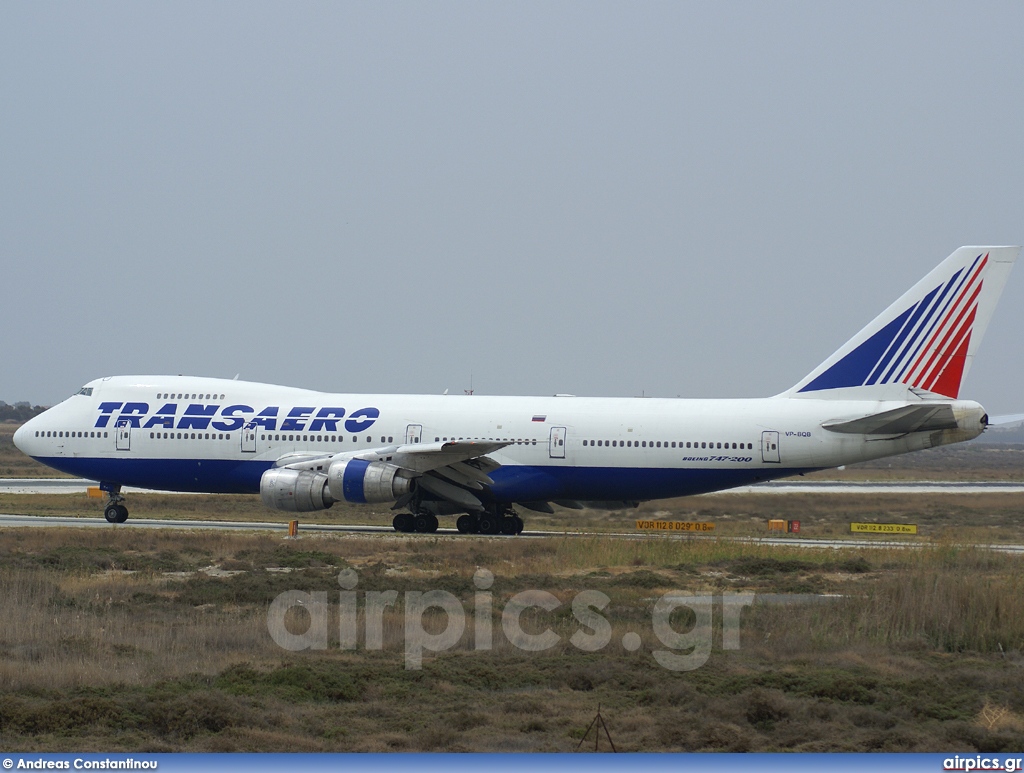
xmin=342 ymin=458 xmax=370 ymax=503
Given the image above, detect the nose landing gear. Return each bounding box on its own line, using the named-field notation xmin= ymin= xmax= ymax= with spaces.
xmin=102 ymin=486 xmax=129 ymax=524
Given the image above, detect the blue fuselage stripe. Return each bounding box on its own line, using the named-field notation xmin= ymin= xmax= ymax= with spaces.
xmin=31 ymin=456 xmax=814 ymax=502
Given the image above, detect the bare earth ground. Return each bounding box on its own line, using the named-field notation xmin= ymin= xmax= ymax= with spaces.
xmin=2 ymin=423 xmax=1024 ymax=752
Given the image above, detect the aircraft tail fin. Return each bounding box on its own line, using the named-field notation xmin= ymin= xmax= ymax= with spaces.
xmin=785 ymin=246 xmax=1019 ymax=400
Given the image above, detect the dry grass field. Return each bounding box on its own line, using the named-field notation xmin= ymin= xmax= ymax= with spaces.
xmin=2 ymin=422 xmax=1024 ymax=752
xmin=1 ymin=529 xmax=1024 ymax=751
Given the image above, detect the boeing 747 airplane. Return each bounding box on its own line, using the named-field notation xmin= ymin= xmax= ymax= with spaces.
xmin=13 ymin=246 xmax=1019 ymax=534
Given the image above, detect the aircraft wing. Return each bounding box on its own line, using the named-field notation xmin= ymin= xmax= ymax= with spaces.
xmin=822 ymin=404 xmax=959 ymax=435
xmin=274 ymin=439 xmax=512 ymax=511
xmin=390 ymin=440 xmax=509 ymax=474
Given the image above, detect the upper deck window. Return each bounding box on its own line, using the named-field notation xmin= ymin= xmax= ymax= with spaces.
xmin=75 ymin=387 xmax=93 ymax=396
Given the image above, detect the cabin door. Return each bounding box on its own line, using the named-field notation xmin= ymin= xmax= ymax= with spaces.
xmin=116 ymin=420 xmax=131 ymax=451
xmin=241 ymin=423 xmax=257 ymax=453
xmin=549 ymin=426 xmax=567 ymax=459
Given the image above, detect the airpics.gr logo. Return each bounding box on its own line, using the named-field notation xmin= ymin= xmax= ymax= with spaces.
xmin=94 ymin=403 xmax=380 ymax=434
xmin=268 ymin=568 xmax=756 ymax=671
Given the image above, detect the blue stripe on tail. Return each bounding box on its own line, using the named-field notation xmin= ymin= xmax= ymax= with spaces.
xmin=798 ymin=305 xmax=915 ymax=393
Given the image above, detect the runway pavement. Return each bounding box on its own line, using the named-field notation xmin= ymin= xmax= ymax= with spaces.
xmin=4 ymin=476 xmax=1024 ymax=553
xmin=3 ymin=512 xmax=1024 ymax=554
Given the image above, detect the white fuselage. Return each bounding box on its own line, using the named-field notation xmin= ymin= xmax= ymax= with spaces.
xmin=14 ymin=375 xmax=986 ymax=506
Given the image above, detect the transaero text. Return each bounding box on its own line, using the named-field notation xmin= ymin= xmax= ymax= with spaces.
xmin=94 ymin=403 xmax=379 ymax=433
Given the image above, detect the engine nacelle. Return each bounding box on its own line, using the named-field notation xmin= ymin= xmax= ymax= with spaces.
xmin=327 ymin=459 xmax=413 ymax=504
xmin=260 ymin=468 xmax=334 ymax=512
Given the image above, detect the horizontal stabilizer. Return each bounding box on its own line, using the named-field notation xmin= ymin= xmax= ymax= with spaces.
xmin=823 ymin=404 xmax=958 ymax=435
xmin=988 ymin=413 xmax=1024 ymax=426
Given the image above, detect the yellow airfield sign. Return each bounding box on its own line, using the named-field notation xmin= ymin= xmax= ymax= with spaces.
xmin=850 ymin=522 xmax=918 ymax=535
xmin=636 ymin=520 xmax=715 ymax=532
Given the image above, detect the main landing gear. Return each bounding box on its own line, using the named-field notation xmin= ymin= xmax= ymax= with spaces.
xmin=456 ymin=509 xmax=524 ymax=536
xmin=103 ymin=488 xmax=129 ymax=524
xmin=392 ymin=511 xmax=439 ymax=533
xmin=391 ymin=507 xmax=525 ymax=535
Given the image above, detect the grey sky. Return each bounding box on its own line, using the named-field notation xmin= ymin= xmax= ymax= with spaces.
xmin=2 ymin=2 xmax=1022 ymax=412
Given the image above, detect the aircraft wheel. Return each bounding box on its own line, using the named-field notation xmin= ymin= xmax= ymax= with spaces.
xmin=456 ymin=514 xmax=476 ymax=533
xmin=413 ymin=512 xmax=432 ymax=533
xmin=115 ymin=505 xmax=129 ymax=523
xmin=513 ymin=515 xmax=524 ymax=534
xmin=477 ymin=514 xmax=501 ymax=535
xmin=427 ymin=514 xmax=439 ymax=532
xmin=500 ymin=517 xmax=517 ymax=535
xmin=104 ymin=505 xmax=120 ymax=524
xmin=393 ymin=513 xmax=414 ymax=532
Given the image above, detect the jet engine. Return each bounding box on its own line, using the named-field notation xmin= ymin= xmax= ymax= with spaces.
xmin=327 ymin=458 xmax=413 ymax=504
xmin=260 ymin=459 xmax=413 ymax=512
xmin=260 ymin=468 xmax=333 ymax=512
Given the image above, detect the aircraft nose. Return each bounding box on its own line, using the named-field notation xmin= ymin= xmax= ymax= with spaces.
xmin=13 ymin=422 xmax=33 ymax=455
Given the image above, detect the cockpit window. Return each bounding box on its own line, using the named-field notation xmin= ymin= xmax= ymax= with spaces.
xmin=75 ymin=387 xmax=93 ymax=396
